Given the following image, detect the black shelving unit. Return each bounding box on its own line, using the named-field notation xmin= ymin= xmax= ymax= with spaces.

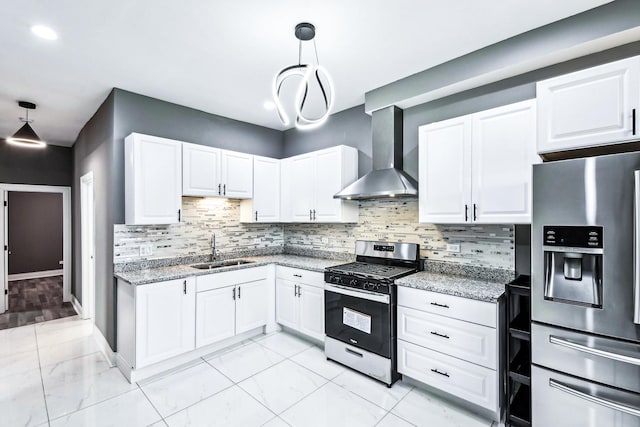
xmin=505 ymin=275 xmax=531 ymax=427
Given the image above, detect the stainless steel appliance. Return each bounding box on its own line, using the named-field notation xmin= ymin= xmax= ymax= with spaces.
xmin=324 ymin=240 xmax=420 ymax=386
xmin=531 ymin=153 xmax=640 ymax=427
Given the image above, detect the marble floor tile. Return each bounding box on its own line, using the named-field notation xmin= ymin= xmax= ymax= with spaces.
xmin=0 ymin=348 xmax=40 ymax=379
xmin=333 ymin=369 xmax=413 ymax=411
xmin=289 ymin=345 xmax=345 ymax=380
xmin=262 ymin=416 xmax=291 ymax=427
xmin=391 ymin=387 xmax=493 ymax=427
xmin=38 ymin=335 xmax=100 ymax=367
xmin=204 ymin=342 xmax=284 ymax=382
xmin=48 ymin=389 xmax=161 ymax=427
xmin=35 ymin=318 xmax=93 ymax=348
xmin=376 ymin=413 xmax=416 ymax=426
xmin=254 ymin=332 xmax=313 ymax=358
xmin=239 ymin=359 xmax=327 ymax=414
xmin=164 ymin=385 xmax=273 ymax=427
xmin=0 ymin=324 xmax=37 ymax=358
xmin=0 ymin=368 xmax=48 ymax=427
xmin=140 ymin=362 xmax=233 ymax=417
xmin=280 ymin=382 xmax=387 ymax=427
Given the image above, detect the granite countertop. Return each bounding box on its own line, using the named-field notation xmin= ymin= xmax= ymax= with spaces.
xmin=115 ymin=255 xmax=345 ymax=285
xmin=395 ymin=271 xmax=506 ymax=302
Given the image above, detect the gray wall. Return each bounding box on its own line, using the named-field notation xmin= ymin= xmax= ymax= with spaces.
xmin=72 ymin=90 xmax=116 ymax=346
xmin=7 ymin=192 xmax=63 ymax=275
xmin=0 ymin=142 xmax=72 ymax=186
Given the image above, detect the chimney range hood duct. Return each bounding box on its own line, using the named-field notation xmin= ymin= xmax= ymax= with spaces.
xmin=334 ymin=106 xmax=418 ymax=200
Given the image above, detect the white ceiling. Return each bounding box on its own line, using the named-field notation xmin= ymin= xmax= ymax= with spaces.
xmin=0 ymin=0 xmax=612 ymax=147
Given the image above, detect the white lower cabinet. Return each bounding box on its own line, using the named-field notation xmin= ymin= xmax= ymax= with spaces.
xmin=397 ymin=286 xmax=502 ymax=420
xmin=134 ymin=277 xmax=196 ymax=369
xmin=275 ymin=267 xmax=324 ymax=342
xmin=195 ymin=269 xmax=268 ymax=348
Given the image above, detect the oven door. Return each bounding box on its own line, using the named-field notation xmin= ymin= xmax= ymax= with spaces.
xmin=324 ymin=283 xmax=392 ymax=358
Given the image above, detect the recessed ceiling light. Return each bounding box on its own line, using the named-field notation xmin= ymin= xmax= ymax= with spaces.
xmin=31 ymin=25 xmax=58 ymax=40
xmin=263 ymin=101 xmax=276 ymax=111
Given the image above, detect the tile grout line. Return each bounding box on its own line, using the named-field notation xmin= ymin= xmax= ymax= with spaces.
xmin=34 ymin=326 xmax=53 ymax=426
xmin=137 ymin=383 xmax=167 ymax=425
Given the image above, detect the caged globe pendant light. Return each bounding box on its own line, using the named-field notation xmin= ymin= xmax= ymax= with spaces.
xmin=6 ymin=101 xmax=47 ymax=148
xmin=272 ymin=23 xmax=334 ymax=130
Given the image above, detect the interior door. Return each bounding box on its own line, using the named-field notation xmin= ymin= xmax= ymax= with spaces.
xmin=235 ymin=279 xmax=268 ymax=334
xmin=0 ymin=190 xmax=6 ymax=313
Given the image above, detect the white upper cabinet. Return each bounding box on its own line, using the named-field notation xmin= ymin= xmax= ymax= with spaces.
xmin=221 ymin=150 xmax=253 ymax=198
xmin=418 ymin=116 xmax=472 ymax=224
xmin=182 ymin=143 xmax=221 ymax=197
xmin=281 ymin=146 xmax=358 ymax=223
xmin=537 ymin=56 xmax=640 ymax=154
xmin=240 ymin=156 xmax=280 ymax=223
xmin=183 ymin=143 xmax=253 ymax=198
xmin=419 ymin=100 xmax=538 ymax=224
xmin=472 ymin=100 xmax=538 ymax=223
xmin=125 ymin=133 xmax=182 ymax=225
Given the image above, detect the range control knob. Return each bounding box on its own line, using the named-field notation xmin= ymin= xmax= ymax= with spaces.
xmin=349 ymin=279 xmax=358 ymax=286
xmin=332 ymin=275 xmax=340 ymax=283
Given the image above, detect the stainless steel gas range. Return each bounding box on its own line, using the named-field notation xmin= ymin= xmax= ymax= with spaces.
xmin=323 ymin=240 xmax=420 ymax=387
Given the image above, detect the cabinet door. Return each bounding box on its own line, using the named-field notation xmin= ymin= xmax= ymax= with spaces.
xmin=298 ymin=284 xmax=325 ymax=342
xmin=221 ymin=151 xmax=253 ymax=199
xmin=195 ymin=286 xmax=236 ymax=348
xmin=276 ymin=279 xmax=298 ymax=329
xmin=253 ymin=156 xmax=280 ymax=222
xmin=472 ymin=100 xmax=539 ymax=223
xmin=183 ymin=143 xmax=221 ymax=197
xmin=235 ymin=279 xmax=268 ymax=334
xmin=314 ymin=148 xmax=343 ymax=222
xmin=537 ymin=56 xmax=640 ymax=153
xmin=418 ymin=117 xmax=472 ymax=223
xmin=135 ymin=278 xmax=195 ymax=368
xmin=288 ymin=153 xmax=316 ymax=222
xmin=125 ymin=134 xmax=182 ymax=225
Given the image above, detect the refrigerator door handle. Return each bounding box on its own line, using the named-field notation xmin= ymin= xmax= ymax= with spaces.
xmin=549 ymin=335 xmax=640 ymax=366
xmin=634 ymin=170 xmax=640 ymax=324
xmin=549 ymin=379 xmax=640 ymax=417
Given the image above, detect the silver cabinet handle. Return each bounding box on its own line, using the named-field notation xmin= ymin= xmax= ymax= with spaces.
xmin=298 ymin=286 xmax=302 ymax=297
xmin=183 ymin=280 xmax=187 ymax=295
xmin=223 ymin=184 xmax=226 ymax=195
xmin=309 ymin=209 xmax=313 ymax=221
xmin=294 ymin=284 xmax=298 ymax=297
xmin=255 ymin=211 xmax=258 ymax=221
xmin=430 ymin=302 xmax=449 ymax=308
xmin=345 ymin=348 xmax=363 ymax=358
xmin=232 ymin=287 xmax=236 ymax=300
xmin=293 ymin=274 xmax=302 ymax=278
xmin=635 ymin=170 xmax=640 ymax=324
xmin=178 ymin=209 xmax=181 ymax=222
xmin=549 ymin=379 xmax=640 ymax=417
xmin=430 ymin=368 xmax=450 ymax=378
xmin=237 ymin=286 xmax=241 ymax=299
xmin=549 ymin=335 xmax=640 ymax=366
xmin=312 ymin=209 xmax=316 ymax=220
xmin=218 ymin=183 xmax=221 ymax=195
xmin=430 ymin=331 xmax=450 ymax=339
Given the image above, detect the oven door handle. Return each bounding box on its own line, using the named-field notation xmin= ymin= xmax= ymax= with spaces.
xmin=549 ymin=379 xmax=640 ymax=417
xmin=549 ymin=335 xmax=640 ymax=366
xmin=324 ymin=283 xmax=390 ymax=304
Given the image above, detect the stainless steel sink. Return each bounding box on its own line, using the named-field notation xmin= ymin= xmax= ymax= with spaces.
xmin=191 ymin=259 xmax=255 ymax=270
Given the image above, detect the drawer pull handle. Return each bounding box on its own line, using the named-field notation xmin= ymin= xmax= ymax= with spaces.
xmin=430 ymin=331 xmax=450 ymax=339
xmin=549 ymin=379 xmax=640 ymax=417
xmin=345 ymin=348 xmax=364 ymax=358
xmin=431 ymin=368 xmax=450 ymax=378
xmin=430 ymin=302 xmax=449 ymax=308
xmin=293 ymin=274 xmax=302 ymax=278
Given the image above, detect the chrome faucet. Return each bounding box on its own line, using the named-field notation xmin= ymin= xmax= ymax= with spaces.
xmin=210 ymin=233 xmax=217 ymax=261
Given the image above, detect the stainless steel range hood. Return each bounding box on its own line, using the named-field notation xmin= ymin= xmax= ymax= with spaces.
xmin=334 ymin=106 xmax=418 ymax=200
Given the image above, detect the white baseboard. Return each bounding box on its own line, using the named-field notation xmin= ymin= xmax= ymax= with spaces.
xmin=93 ymin=325 xmax=116 ymax=367
xmin=71 ymin=295 xmax=83 ymax=318
xmin=8 ymin=269 xmax=64 ymax=281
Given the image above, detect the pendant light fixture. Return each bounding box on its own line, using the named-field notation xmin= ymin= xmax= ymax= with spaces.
xmin=6 ymin=101 xmax=47 ymax=148
xmin=272 ymin=22 xmax=334 ymax=130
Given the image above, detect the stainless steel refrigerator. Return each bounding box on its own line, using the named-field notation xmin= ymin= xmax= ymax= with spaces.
xmin=531 ymin=152 xmax=640 ymax=427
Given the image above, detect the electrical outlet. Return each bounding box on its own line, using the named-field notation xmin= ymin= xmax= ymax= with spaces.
xmin=253 ymin=238 xmax=261 ymax=244
xmin=321 ymin=237 xmax=329 ymax=244
xmin=446 ymin=243 xmax=461 ymax=253
xmin=139 ymin=244 xmax=153 ymax=257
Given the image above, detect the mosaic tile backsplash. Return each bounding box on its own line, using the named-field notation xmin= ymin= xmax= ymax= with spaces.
xmin=114 ymin=197 xmax=284 ymax=263
xmin=114 ymin=197 xmax=514 ymax=272
xmin=284 ymin=199 xmax=514 ymax=271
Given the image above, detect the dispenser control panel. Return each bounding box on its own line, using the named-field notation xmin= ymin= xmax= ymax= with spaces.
xmin=543 ymin=226 xmax=603 ymax=248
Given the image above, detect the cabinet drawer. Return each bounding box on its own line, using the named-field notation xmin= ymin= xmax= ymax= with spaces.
xmin=398 ymin=287 xmax=496 ymax=327
xmin=398 ymin=306 xmax=496 ymax=369
xmin=398 ymin=339 xmax=497 ymax=411
xmin=196 ymin=266 xmax=269 ymax=293
xmin=276 ymin=266 xmax=324 ymax=288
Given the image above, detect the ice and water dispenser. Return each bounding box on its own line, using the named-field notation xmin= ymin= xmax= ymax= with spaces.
xmin=543 ymin=226 xmax=603 ymax=308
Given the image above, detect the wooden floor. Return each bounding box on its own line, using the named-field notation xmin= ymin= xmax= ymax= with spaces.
xmin=0 ymin=275 xmax=76 ymax=330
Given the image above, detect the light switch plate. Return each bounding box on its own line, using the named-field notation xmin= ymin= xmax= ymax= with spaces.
xmin=446 ymin=243 xmax=461 ymax=253
xmin=139 ymin=244 xmax=153 ymax=256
